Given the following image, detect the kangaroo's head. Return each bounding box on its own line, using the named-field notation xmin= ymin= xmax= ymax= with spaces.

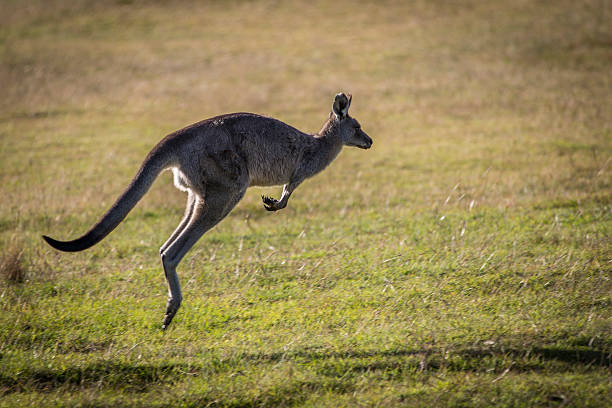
xmin=331 ymin=93 xmax=372 ymax=149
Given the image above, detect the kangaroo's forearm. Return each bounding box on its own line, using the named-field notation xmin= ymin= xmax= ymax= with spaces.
xmin=279 ymin=181 xmax=299 ymax=206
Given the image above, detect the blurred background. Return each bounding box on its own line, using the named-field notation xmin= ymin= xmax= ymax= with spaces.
xmin=1 ymin=0 xmax=610 ymax=216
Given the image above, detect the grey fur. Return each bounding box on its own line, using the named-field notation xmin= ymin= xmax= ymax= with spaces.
xmin=43 ymin=92 xmax=372 ymax=328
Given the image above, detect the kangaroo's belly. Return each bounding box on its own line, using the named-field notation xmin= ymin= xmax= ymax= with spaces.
xmin=244 ymin=143 xmax=298 ymax=187
xmin=248 ymin=165 xmax=292 ymax=187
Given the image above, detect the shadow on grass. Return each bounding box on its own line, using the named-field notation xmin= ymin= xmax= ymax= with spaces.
xmin=240 ymin=345 xmax=611 ymax=368
xmin=1 ymin=345 xmax=608 ymax=400
xmin=0 ymin=361 xmax=197 ymax=395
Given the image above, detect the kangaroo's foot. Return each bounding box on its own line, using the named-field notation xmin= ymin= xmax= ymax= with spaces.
xmin=262 ymin=195 xmax=284 ymax=211
xmin=162 ymin=296 xmax=181 ymax=330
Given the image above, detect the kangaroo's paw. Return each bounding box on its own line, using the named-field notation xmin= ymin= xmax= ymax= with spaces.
xmin=262 ymin=195 xmax=281 ymax=211
xmin=162 ymin=297 xmax=181 ymax=330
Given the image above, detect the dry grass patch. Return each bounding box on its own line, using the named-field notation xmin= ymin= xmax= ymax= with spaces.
xmin=0 ymin=243 xmax=26 ymax=284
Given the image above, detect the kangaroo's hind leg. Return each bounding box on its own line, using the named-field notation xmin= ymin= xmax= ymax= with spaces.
xmin=160 ymin=184 xmax=247 ymax=329
xmin=160 ymin=190 xmax=196 ymax=255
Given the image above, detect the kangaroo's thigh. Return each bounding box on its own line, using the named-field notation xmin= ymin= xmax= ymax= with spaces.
xmin=164 ymin=183 xmax=246 ymax=267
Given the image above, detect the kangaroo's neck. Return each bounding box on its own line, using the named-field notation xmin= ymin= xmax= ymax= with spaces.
xmin=311 ymin=116 xmax=343 ymax=169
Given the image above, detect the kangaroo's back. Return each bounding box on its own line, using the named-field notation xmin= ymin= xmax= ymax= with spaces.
xmin=177 ymin=113 xmax=315 ymax=187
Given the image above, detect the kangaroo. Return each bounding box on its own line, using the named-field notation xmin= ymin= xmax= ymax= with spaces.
xmin=43 ymin=93 xmax=372 ymax=328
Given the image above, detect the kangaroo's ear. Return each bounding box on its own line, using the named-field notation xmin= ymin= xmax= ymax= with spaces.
xmin=332 ymin=93 xmax=352 ymax=119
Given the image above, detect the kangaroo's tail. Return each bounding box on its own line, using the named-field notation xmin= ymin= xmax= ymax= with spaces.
xmin=42 ymin=146 xmax=175 ymax=252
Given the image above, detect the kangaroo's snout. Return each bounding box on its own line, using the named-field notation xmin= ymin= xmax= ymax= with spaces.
xmin=359 ymin=130 xmax=373 ymax=149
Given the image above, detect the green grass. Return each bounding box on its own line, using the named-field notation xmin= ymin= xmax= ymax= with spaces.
xmin=1 ymin=0 xmax=610 ymax=406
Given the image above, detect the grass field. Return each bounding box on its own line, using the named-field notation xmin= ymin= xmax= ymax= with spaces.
xmin=1 ymin=0 xmax=611 ymax=406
